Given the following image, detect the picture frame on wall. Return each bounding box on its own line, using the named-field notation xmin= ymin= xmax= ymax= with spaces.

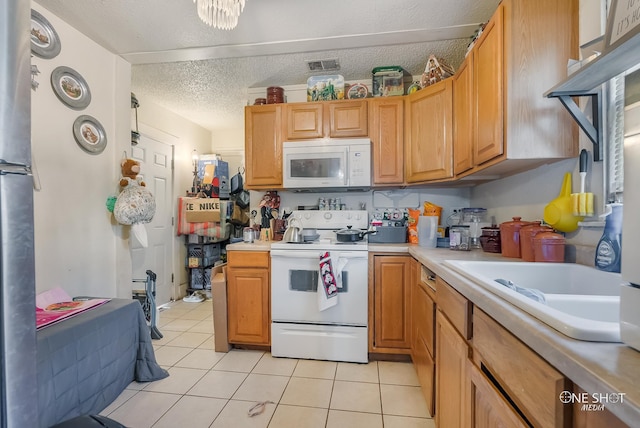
xmin=604 ymin=0 xmax=640 ymax=52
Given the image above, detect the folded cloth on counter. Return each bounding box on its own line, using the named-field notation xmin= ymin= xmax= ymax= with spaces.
xmin=318 ymin=251 xmax=348 ymax=311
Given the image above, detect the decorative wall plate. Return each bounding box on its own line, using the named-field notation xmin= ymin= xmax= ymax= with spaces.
xmin=30 ymin=9 xmax=61 ymax=59
xmin=73 ymin=115 xmax=107 ymax=154
xmin=51 ymin=66 xmax=91 ymax=110
xmin=347 ymin=83 xmax=369 ymax=99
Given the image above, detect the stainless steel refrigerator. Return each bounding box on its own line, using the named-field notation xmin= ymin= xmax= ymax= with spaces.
xmin=621 ymin=68 xmax=640 ymax=352
xmin=1 ymin=1 xmax=39 ymax=426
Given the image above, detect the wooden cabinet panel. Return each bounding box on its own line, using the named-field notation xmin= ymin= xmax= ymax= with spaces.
xmin=228 ymin=250 xmax=269 ymax=268
xmin=328 ymin=100 xmax=368 ymax=137
xmin=227 ymin=267 xmax=270 ymax=345
xmin=474 ymin=8 xmax=504 ymax=165
xmin=469 ymin=362 xmax=529 ymax=428
xmin=572 ymin=385 xmax=628 ymax=428
xmin=284 ymin=100 xmax=368 ymax=140
xmin=411 ymin=260 xmax=436 ymax=416
xmin=473 ymin=308 xmax=569 ymax=428
xmin=369 ymin=98 xmax=404 ymax=185
xmin=436 ymin=310 xmax=470 ymax=428
xmin=372 ymin=255 xmax=412 ymax=351
xmin=244 ymin=105 xmax=283 ymax=187
xmin=227 ymin=251 xmax=270 ymax=346
xmin=405 ymin=79 xmax=453 ymax=183
xmin=453 ymin=55 xmax=474 ymax=175
xmin=284 ymin=103 xmax=324 ymax=139
xmin=436 ymin=277 xmax=471 ymax=339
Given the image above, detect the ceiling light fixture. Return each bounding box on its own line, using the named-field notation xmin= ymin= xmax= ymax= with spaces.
xmin=193 ymin=0 xmax=246 ymax=30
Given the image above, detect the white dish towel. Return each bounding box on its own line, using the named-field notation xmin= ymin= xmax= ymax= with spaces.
xmin=318 ymin=251 xmax=348 ymax=311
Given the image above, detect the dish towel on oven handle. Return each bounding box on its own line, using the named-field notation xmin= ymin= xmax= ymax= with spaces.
xmin=318 ymin=251 xmax=348 ymax=311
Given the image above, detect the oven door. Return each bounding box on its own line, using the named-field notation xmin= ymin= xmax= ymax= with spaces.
xmin=282 ymin=144 xmax=348 ymax=188
xmin=271 ymin=249 xmax=368 ymax=326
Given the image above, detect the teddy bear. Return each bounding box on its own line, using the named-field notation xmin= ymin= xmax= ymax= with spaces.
xmin=119 ymin=158 xmax=146 ymax=190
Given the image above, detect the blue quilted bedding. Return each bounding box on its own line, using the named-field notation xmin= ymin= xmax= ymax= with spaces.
xmin=37 ymin=299 xmax=168 ymax=427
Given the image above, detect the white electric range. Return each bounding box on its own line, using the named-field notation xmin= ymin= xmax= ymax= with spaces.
xmin=270 ymin=210 xmax=369 ymax=363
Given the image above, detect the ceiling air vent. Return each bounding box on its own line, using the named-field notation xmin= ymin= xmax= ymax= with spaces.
xmin=306 ymin=58 xmax=340 ymax=72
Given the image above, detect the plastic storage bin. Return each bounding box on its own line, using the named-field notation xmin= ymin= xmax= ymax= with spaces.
xmin=372 ymin=66 xmax=412 ymax=97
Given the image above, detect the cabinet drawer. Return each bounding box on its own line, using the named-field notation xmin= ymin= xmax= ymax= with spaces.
xmin=469 ymin=361 xmax=528 ymax=428
xmin=473 ymin=309 xmax=569 ymax=428
xmin=228 ymin=251 xmax=269 ymax=268
xmin=436 ymin=277 xmax=471 ymax=339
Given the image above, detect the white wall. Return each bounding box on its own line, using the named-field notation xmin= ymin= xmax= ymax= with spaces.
xmin=31 ymin=6 xmax=219 ymax=300
xmin=31 ymin=4 xmax=130 ymax=297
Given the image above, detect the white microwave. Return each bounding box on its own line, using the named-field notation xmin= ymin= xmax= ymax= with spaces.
xmin=282 ymin=139 xmax=371 ymax=190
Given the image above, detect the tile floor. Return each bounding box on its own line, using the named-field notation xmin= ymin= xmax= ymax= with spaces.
xmin=101 ymin=300 xmax=435 ymax=428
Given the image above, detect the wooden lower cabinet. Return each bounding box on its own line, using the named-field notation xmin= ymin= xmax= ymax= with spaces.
xmin=410 ymin=260 xmax=436 ymax=416
xmin=469 ymin=362 xmax=528 ymax=428
xmin=226 ymin=251 xmax=270 ymax=345
xmin=436 ymin=310 xmax=470 ymax=428
xmin=370 ymin=254 xmax=412 ymax=353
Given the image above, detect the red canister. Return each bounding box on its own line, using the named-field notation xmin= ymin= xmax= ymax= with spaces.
xmin=499 ymin=217 xmax=531 ymax=258
xmin=532 ymin=231 xmax=565 ymax=262
xmin=519 ymin=221 xmax=553 ymax=262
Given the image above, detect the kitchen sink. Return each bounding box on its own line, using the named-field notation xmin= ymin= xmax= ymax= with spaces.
xmin=443 ymin=260 xmax=622 ymax=342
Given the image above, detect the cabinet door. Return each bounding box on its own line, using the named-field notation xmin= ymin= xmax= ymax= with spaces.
xmin=436 ymin=310 xmax=470 ymax=428
xmin=244 ymin=105 xmax=283 ymax=187
xmin=411 ymin=261 xmax=436 ymax=416
xmin=328 ymin=100 xmax=368 ymax=137
xmin=369 ymin=98 xmax=404 ymax=185
xmin=469 ymin=362 xmax=528 ymax=428
xmin=404 ymin=79 xmax=453 ymax=182
xmin=474 ymin=7 xmax=504 ymax=165
xmin=453 ymin=55 xmax=474 ymax=175
xmin=372 ymin=255 xmax=411 ymax=351
xmin=284 ymin=103 xmax=324 ymax=140
xmin=227 ymin=267 xmax=270 ymax=345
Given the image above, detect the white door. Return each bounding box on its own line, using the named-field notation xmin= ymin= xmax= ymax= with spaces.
xmin=130 ymin=134 xmax=174 ymax=306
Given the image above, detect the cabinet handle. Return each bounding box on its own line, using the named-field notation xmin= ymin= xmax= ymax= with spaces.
xmin=427 ymin=275 xmax=436 ymax=282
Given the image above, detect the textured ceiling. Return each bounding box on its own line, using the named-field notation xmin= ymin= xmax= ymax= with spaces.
xmin=35 ymin=0 xmax=501 ymax=132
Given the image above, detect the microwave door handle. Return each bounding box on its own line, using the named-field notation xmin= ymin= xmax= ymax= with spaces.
xmin=344 ymin=148 xmax=349 ymax=186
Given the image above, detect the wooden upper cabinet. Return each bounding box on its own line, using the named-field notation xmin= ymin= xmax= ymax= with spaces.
xmin=404 ymin=78 xmax=453 ymax=183
xmin=369 ymin=97 xmax=404 ymax=185
xmin=244 ymin=105 xmax=283 ymax=188
xmin=458 ymin=0 xmax=577 ymax=177
xmin=284 ymin=100 xmax=368 ymax=140
xmin=328 ymin=100 xmax=368 ymax=137
xmin=473 ymin=8 xmax=504 ymax=165
xmin=453 ymin=55 xmax=474 ymax=175
xmin=284 ymin=103 xmax=324 ymax=139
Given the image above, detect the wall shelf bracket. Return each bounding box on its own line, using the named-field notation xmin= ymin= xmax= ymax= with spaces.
xmin=547 ymin=90 xmax=603 ymax=161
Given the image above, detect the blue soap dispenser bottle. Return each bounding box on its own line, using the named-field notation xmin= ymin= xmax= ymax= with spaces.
xmin=595 ymin=203 xmax=623 ymax=273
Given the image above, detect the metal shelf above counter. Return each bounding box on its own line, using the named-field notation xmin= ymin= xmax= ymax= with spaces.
xmin=544 ymin=19 xmax=640 ymax=162
xmin=545 ymin=28 xmax=640 ymax=96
